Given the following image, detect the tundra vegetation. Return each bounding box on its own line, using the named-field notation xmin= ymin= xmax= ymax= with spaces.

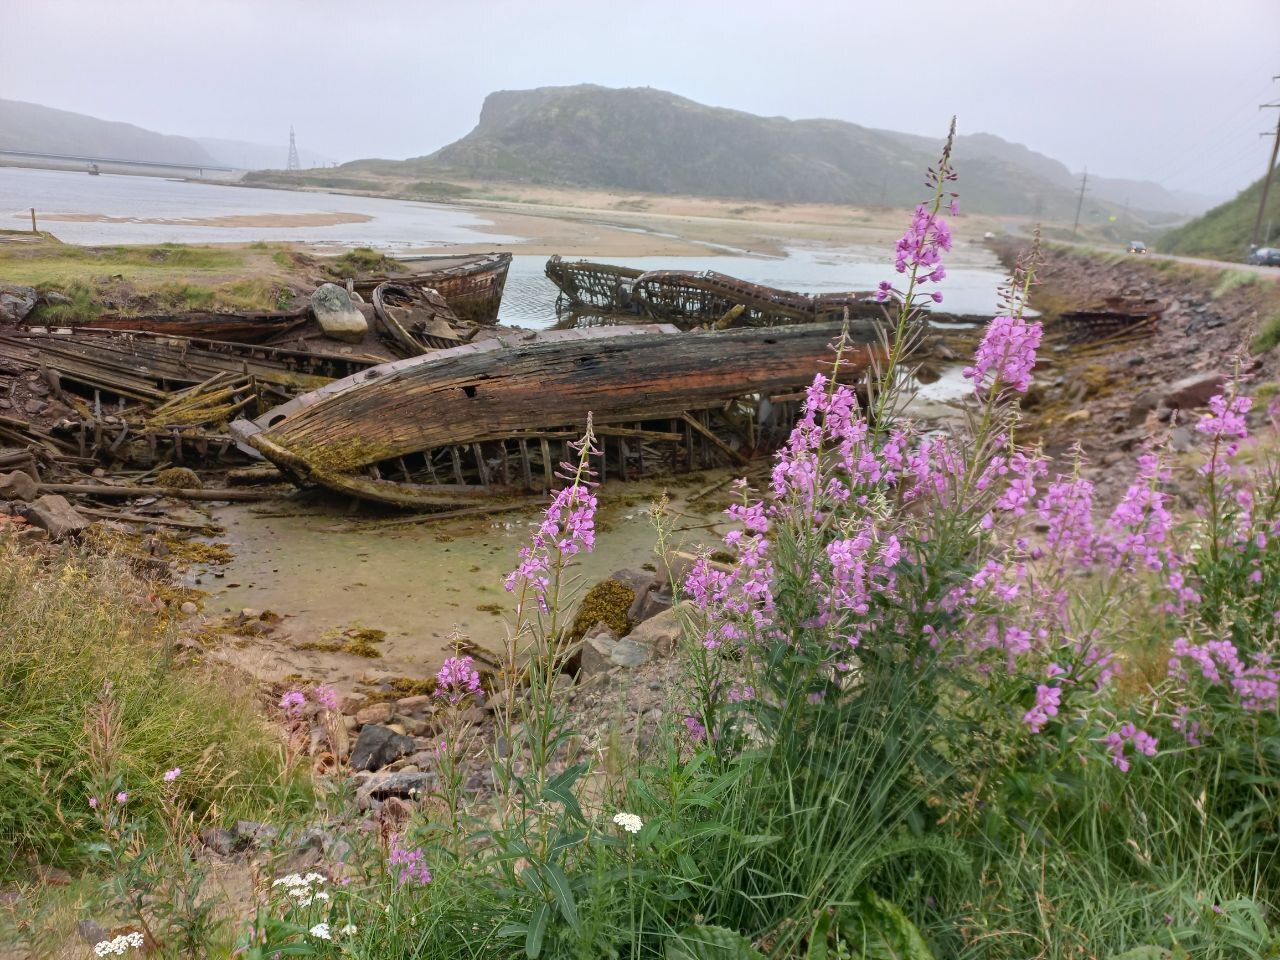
xmin=4 ymin=133 xmax=1279 ymax=960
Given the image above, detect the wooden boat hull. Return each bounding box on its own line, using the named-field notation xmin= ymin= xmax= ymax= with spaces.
xmin=371 ymin=282 xmax=469 ymax=355
xmin=345 ymin=252 xmax=511 ymax=325
xmin=65 ymin=309 xmax=310 ymax=343
xmin=233 ymin=321 xmax=881 ymax=508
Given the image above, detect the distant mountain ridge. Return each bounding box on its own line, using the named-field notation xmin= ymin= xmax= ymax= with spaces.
xmin=0 ymin=99 xmax=330 ymax=171
xmin=0 ymin=98 xmax=218 ymax=166
xmin=381 ymin=85 xmax=1214 ymax=219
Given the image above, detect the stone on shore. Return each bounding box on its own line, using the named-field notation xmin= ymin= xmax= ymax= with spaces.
xmin=0 ymin=470 xmax=38 ymax=502
xmin=1161 ymin=372 xmax=1225 ymax=410
xmin=311 ymin=283 xmax=368 ymax=343
xmin=0 ymin=284 xmax=37 ymax=325
xmin=23 ymin=494 xmax=88 ymax=539
xmin=350 ymin=723 xmax=416 ymax=771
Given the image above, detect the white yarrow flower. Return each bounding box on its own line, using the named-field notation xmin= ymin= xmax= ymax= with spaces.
xmin=309 ymin=922 xmax=332 ymax=940
xmin=93 ymin=931 xmax=145 ymax=956
xmin=612 ymin=811 xmax=643 ymax=834
xmin=339 ymin=923 xmax=358 ymax=936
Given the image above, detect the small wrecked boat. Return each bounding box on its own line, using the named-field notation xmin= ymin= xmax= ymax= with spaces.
xmin=75 ymin=307 xmax=310 ymax=344
xmin=346 ymin=252 xmax=512 ymax=325
xmin=232 ymin=321 xmax=881 ymax=509
xmin=1056 ymin=295 xmax=1165 ymax=344
xmin=372 ymin=282 xmax=475 ymax=355
xmin=546 ymin=255 xmax=870 ymax=328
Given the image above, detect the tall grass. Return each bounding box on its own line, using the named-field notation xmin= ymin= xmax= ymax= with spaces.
xmin=0 ymin=534 xmax=299 ymax=875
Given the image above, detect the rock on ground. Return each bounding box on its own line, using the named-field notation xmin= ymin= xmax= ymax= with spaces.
xmin=350 ymin=723 xmax=417 ymax=771
xmin=0 ymin=284 xmax=37 ymax=325
xmin=0 ymin=470 xmax=38 ymax=502
xmin=311 ymin=283 xmax=368 ymax=343
xmin=22 ymin=494 xmax=88 ymax=539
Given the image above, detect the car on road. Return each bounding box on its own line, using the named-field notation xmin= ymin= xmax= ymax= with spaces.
xmin=1246 ymin=247 xmax=1280 ymax=267
xmin=1126 ymin=240 xmax=1148 ymax=254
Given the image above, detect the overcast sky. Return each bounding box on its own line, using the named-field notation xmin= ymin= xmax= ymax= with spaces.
xmin=2 ymin=0 xmax=1276 ymax=199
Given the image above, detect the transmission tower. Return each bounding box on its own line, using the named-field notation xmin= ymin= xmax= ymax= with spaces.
xmin=286 ymin=126 xmax=301 ymax=172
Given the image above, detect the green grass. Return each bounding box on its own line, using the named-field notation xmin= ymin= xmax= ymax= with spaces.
xmin=0 ymin=534 xmax=301 ymax=875
xmin=1159 ymin=164 xmax=1280 ymax=260
xmin=1253 ymin=312 xmax=1280 ymax=354
xmin=324 ymin=246 xmax=398 ymax=278
xmin=1211 ymin=269 xmax=1263 ymax=299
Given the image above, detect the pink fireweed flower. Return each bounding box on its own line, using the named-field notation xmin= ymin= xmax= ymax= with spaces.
xmin=1099 ymin=724 xmax=1157 ymax=772
xmin=963 ymin=315 xmax=1043 ymax=395
xmin=1023 ymin=684 xmax=1061 ymax=733
xmin=279 ymin=688 xmax=306 ymax=717
xmin=1036 ymin=473 xmax=1097 ymax=568
xmin=163 ymin=767 xmax=181 ymax=783
xmin=1197 ymin=390 xmax=1252 ymax=476
xmin=435 ymin=655 xmax=481 ymax=705
xmin=88 ymin=796 xmax=98 ymax=809
xmin=313 ymin=684 xmax=339 ymax=713
xmin=891 ymin=204 xmax=953 ymax=296
xmin=1104 ymin=453 xmax=1174 ymax=572
xmin=116 ymin=792 xmax=128 ymax=804
xmin=504 ymin=450 xmax=598 ymax=611
xmin=388 ymin=838 xmax=432 ymax=886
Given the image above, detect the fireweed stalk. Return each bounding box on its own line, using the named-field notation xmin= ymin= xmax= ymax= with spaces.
xmin=498 ymin=416 xmax=600 ymax=800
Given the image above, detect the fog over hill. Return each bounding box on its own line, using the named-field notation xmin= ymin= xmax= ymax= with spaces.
xmin=0 ymin=99 xmax=331 ymax=171
xmin=382 ymin=85 xmax=1217 ymax=219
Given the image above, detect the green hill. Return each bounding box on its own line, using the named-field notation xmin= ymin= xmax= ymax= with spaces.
xmin=1158 ymin=165 xmax=1280 ymax=260
xmin=0 ymin=98 xmax=217 ymax=166
xmin=342 ymin=85 xmax=1198 ymax=220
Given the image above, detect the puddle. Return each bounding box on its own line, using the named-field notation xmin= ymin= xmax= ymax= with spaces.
xmin=193 ymin=475 xmax=730 ymax=683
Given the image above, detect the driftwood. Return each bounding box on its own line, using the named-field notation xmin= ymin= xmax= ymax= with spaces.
xmin=38 ymin=482 xmax=276 ymax=502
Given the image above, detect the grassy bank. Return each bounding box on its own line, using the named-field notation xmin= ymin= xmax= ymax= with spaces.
xmin=0 ymin=529 xmax=299 ymax=875
xmin=0 ymin=237 xmax=308 ymax=321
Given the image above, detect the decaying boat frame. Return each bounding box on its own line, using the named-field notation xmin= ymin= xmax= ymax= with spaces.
xmin=545 ymin=255 xmax=869 ymax=328
xmin=346 ymin=252 xmax=512 ymax=325
xmin=1054 ymin=296 xmax=1165 ymax=345
xmin=234 ymin=322 xmax=881 ymax=509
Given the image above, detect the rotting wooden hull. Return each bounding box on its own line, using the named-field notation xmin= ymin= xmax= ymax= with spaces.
xmin=346 ymin=253 xmax=511 ymax=325
xmin=371 ymin=282 xmax=470 ymax=355
xmin=232 ymin=321 xmax=881 ymax=509
xmin=61 ymin=308 xmax=310 ymax=343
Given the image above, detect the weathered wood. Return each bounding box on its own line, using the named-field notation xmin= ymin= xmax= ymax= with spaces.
xmin=38 ymin=483 xmax=276 ymax=502
xmin=78 ymin=506 xmax=223 ymax=531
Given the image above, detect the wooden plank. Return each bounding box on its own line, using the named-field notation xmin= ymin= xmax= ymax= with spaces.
xmin=39 ymin=483 xmax=276 ymax=502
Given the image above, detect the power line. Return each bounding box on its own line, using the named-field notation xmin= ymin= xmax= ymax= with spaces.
xmin=286 ymin=125 xmax=301 ymax=172
xmin=1072 ymin=167 xmax=1088 ymax=238
xmin=1250 ymin=82 xmax=1280 ymax=249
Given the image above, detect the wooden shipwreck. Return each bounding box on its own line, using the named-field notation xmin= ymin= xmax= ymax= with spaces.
xmin=346 ymin=252 xmax=512 ymax=325
xmin=545 ymin=255 xmax=869 ymax=327
xmin=232 ymin=321 xmax=881 ymax=509
xmin=80 ymin=306 xmax=311 ymax=344
xmin=1055 ymin=295 xmax=1165 ymax=345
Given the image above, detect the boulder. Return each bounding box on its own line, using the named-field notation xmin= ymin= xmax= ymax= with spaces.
xmin=1162 ymin=372 xmax=1225 ymax=410
xmin=355 ymin=701 xmax=393 ymax=726
xmin=626 ymin=605 xmax=682 ymax=657
xmin=629 ymin=586 xmax=673 ymax=624
xmin=606 ymin=568 xmax=656 ymax=595
xmin=579 ymin=623 xmax=619 ymax=677
xmin=23 ymin=494 xmax=88 ymax=540
xmin=355 ymin=770 xmax=435 ymax=810
xmin=610 ymin=637 xmax=651 ymax=668
xmin=350 ymin=723 xmax=417 ymax=771
xmin=0 ymin=284 xmax=37 ymax=324
xmin=40 ymin=290 xmax=72 ymax=307
xmin=0 ymin=470 xmax=37 ymax=502
xmin=311 ymin=283 xmax=368 ymax=343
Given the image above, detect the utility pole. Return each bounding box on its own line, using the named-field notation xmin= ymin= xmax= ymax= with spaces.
xmin=1249 ymin=83 xmax=1280 ymax=251
xmin=1071 ymin=167 xmax=1088 ymax=239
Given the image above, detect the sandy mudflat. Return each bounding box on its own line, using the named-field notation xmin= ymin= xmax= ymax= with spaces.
xmin=32 ymin=211 xmax=374 ymax=228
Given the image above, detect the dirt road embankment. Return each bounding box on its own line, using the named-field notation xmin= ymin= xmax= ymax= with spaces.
xmin=991 ymin=240 xmax=1280 ymax=504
